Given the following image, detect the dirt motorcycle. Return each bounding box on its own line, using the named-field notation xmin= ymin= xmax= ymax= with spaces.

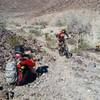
xmin=58 ymin=40 xmax=72 ymax=58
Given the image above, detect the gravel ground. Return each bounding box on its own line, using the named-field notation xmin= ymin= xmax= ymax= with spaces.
xmin=0 ymin=28 xmax=100 ymax=100
xmin=11 ymin=51 xmax=100 ymax=100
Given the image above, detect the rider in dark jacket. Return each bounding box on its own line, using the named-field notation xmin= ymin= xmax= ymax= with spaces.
xmin=56 ymin=29 xmax=69 ymax=48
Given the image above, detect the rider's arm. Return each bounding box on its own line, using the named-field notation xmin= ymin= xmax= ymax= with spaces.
xmin=65 ymin=32 xmax=69 ymax=38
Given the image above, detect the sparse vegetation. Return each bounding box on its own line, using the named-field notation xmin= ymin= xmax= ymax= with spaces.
xmin=29 ymin=28 xmax=41 ymax=36
xmin=18 ymin=28 xmax=27 ymax=34
xmin=7 ymin=35 xmax=24 ymax=47
xmin=65 ymin=13 xmax=92 ymax=52
xmin=45 ymin=33 xmax=57 ymax=49
xmin=50 ymin=17 xmax=67 ymax=27
xmin=34 ymin=20 xmax=48 ymax=28
xmin=1 ymin=0 xmax=100 ymax=99
xmin=55 ymin=19 xmax=66 ymax=27
xmin=10 ymin=21 xmax=21 ymax=27
xmin=67 ymin=38 xmax=77 ymax=45
xmin=0 ymin=21 xmax=6 ymax=31
xmin=71 ymin=37 xmax=90 ymax=53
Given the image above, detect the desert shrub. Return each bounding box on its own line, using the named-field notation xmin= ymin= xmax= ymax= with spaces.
xmin=34 ymin=20 xmax=48 ymax=28
xmin=50 ymin=16 xmax=67 ymax=27
xmin=0 ymin=21 xmax=6 ymax=32
xmin=29 ymin=28 xmax=41 ymax=36
xmin=67 ymin=38 xmax=77 ymax=45
xmin=67 ymin=16 xmax=91 ymax=34
xmin=45 ymin=33 xmax=57 ymax=49
xmin=17 ymin=28 xmax=27 ymax=34
xmin=10 ymin=21 xmax=21 ymax=27
xmin=71 ymin=37 xmax=90 ymax=53
xmin=71 ymin=47 xmax=79 ymax=53
xmin=55 ymin=19 xmax=66 ymax=27
xmin=24 ymin=25 xmax=35 ymax=29
xmin=7 ymin=35 xmax=24 ymax=47
xmin=65 ymin=13 xmax=92 ymax=52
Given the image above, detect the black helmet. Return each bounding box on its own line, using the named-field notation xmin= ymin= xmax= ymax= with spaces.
xmin=15 ymin=45 xmax=24 ymax=54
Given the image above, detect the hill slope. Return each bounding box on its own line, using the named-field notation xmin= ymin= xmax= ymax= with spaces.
xmin=0 ymin=0 xmax=100 ymax=16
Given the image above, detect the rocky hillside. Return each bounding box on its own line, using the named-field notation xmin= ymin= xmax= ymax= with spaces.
xmin=0 ymin=0 xmax=100 ymax=100
xmin=0 ymin=0 xmax=100 ymax=16
xmin=0 ymin=28 xmax=16 ymax=71
xmin=0 ymin=29 xmax=100 ymax=100
xmin=0 ymin=19 xmax=100 ymax=100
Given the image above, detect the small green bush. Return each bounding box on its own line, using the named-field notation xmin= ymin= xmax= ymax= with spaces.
xmin=71 ymin=39 xmax=90 ymax=53
xmin=29 ymin=28 xmax=41 ymax=36
xmin=7 ymin=36 xmax=24 ymax=47
xmin=45 ymin=33 xmax=57 ymax=49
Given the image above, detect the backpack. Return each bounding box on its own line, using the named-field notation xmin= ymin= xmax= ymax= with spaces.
xmin=5 ymin=60 xmax=17 ymax=84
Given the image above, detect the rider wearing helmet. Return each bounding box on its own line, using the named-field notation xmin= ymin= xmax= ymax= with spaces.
xmin=56 ymin=29 xmax=69 ymax=47
xmin=14 ymin=45 xmax=36 ymax=85
xmin=56 ymin=29 xmax=72 ymax=58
